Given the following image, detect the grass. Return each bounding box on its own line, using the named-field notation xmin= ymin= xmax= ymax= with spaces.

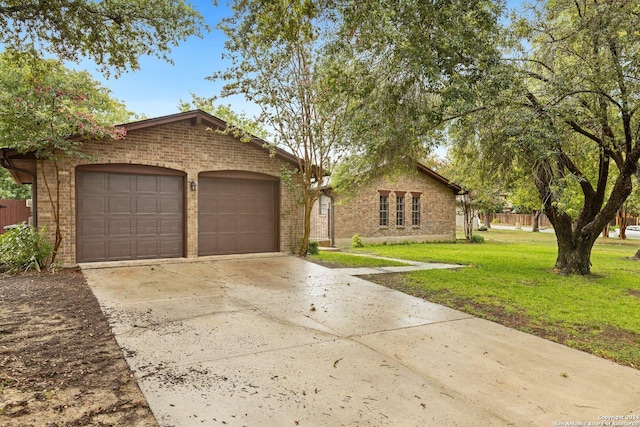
xmin=344 ymin=229 xmax=640 ymax=369
xmin=309 ymin=251 xmax=409 ymax=268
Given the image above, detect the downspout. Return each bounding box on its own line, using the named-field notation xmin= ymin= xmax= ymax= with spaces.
xmin=1 ymin=151 xmax=38 ymax=227
xmin=327 ymin=193 xmax=335 ymax=247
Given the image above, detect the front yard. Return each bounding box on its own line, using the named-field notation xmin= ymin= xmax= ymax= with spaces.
xmin=311 ymin=229 xmax=640 ymax=369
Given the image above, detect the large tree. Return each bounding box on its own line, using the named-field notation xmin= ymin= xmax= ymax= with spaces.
xmin=332 ymin=0 xmax=504 ymax=183
xmin=0 ymin=0 xmax=206 ymax=76
xmin=0 ymin=52 xmax=130 ymax=261
xmin=451 ymin=0 xmax=640 ymax=274
xmin=214 ymin=0 xmax=354 ymax=256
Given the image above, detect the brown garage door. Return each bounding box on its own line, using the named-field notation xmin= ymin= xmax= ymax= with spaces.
xmin=77 ymin=167 xmax=184 ymax=262
xmin=198 ymin=173 xmax=278 ymax=256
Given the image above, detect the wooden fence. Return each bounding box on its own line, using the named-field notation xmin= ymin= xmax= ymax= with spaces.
xmin=492 ymin=213 xmax=553 ymax=228
xmin=0 ymin=199 xmax=31 ymax=233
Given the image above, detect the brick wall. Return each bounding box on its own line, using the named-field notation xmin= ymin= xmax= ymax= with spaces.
xmin=36 ymin=119 xmax=303 ymax=265
xmin=331 ymin=171 xmax=457 ymax=246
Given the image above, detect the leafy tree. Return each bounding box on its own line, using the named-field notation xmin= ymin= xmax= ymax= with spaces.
xmin=213 ymin=0 xmax=354 ymax=256
xmin=451 ymin=0 xmax=640 ymax=274
xmin=178 ymin=94 xmax=269 ymax=141
xmin=0 ymin=0 xmax=206 ymax=76
xmin=0 ymin=167 xmax=30 ymax=199
xmin=0 ymin=52 xmax=131 ymax=262
xmin=333 ymin=0 xmax=504 ymax=183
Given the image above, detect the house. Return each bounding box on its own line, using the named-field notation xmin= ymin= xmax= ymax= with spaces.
xmin=311 ymin=163 xmax=463 ymax=246
xmin=0 ymin=110 xmax=304 ymax=265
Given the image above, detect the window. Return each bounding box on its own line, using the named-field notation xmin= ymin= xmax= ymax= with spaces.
xmin=319 ymin=195 xmax=328 ymax=215
xmin=396 ymin=195 xmax=405 ymax=226
xmin=379 ymin=195 xmax=389 ymax=226
xmin=412 ymin=195 xmax=421 ymax=226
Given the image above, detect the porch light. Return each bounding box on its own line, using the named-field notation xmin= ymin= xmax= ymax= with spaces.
xmin=190 ymin=180 xmax=196 ymax=191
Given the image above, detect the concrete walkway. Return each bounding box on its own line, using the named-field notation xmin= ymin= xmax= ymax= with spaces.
xmin=82 ymin=255 xmax=640 ymax=427
xmin=328 ymin=253 xmax=464 ymax=276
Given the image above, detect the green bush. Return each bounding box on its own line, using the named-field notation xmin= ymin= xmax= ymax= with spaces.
xmin=469 ymin=234 xmax=485 ymax=244
xmin=308 ymin=240 xmax=319 ymax=255
xmin=352 ymin=234 xmax=364 ymax=248
xmin=0 ymin=225 xmax=53 ymax=272
xmin=478 ymin=225 xmax=488 ymax=232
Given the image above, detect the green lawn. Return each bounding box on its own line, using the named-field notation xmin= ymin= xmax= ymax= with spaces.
xmin=309 ymin=251 xmax=409 ymax=268
xmin=319 ymin=230 xmax=640 ymax=368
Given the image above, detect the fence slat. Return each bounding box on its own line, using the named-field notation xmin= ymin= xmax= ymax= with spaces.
xmin=0 ymin=199 xmax=31 ymax=233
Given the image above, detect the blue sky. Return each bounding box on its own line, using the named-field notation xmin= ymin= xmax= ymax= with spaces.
xmin=79 ymin=0 xmax=525 ymax=121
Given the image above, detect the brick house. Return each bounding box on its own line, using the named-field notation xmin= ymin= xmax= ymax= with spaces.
xmin=311 ymin=163 xmax=462 ymax=246
xmin=0 ymin=110 xmax=303 ymax=265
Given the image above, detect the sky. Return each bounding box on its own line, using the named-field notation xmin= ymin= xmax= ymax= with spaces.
xmin=75 ymin=0 xmax=525 ymax=122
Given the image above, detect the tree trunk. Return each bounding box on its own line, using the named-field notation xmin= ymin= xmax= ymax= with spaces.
xmin=483 ymin=211 xmax=492 ymax=229
xmin=553 ymin=231 xmax=598 ymax=275
xmin=531 ymin=210 xmax=540 ymax=232
xmin=298 ymin=195 xmax=314 ymax=257
xmin=617 ymin=207 xmax=627 ymax=240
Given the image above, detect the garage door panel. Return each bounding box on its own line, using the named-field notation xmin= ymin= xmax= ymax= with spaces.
xmin=198 ymin=177 xmax=277 ymax=256
xmin=80 ymin=219 xmax=106 ymax=238
xmin=108 ymin=197 xmax=132 ymax=213
xmin=108 ymin=218 xmax=132 ymax=236
xmin=108 ymin=174 xmax=132 ymax=192
xmin=80 ymin=196 xmax=106 ymax=213
xmin=77 ymin=170 xmax=184 ymax=262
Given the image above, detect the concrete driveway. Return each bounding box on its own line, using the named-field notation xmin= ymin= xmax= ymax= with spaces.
xmin=82 ymin=254 xmax=640 ymax=427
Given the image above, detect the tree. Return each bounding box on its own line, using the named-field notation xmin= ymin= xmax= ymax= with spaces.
xmin=0 ymin=0 xmax=206 ymax=76
xmin=333 ymin=0 xmax=505 ymax=183
xmin=178 ymin=94 xmax=269 ymax=141
xmin=0 ymin=167 xmax=30 ymax=199
xmin=213 ymin=0 xmax=354 ymax=256
xmin=0 ymin=52 xmax=131 ymax=262
xmin=450 ymin=0 xmax=640 ymax=274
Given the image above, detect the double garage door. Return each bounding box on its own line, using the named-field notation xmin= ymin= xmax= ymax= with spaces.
xmin=76 ymin=167 xmax=278 ymax=263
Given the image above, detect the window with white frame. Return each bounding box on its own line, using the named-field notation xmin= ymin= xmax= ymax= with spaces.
xmin=379 ymin=194 xmax=389 ymax=226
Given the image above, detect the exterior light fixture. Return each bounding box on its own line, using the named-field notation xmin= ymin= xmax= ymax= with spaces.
xmin=190 ymin=180 xmax=196 ymax=191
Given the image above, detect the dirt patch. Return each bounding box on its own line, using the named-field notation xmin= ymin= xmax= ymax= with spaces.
xmin=0 ymin=269 xmax=157 ymax=426
xmin=360 ymin=272 xmax=640 ymax=369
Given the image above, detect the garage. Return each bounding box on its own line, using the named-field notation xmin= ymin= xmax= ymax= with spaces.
xmin=198 ymin=171 xmax=278 ymax=256
xmin=76 ymin=165 xmax=185 ymax=263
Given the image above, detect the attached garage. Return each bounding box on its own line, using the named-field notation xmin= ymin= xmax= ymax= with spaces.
xmin=76 ymin=165 xmax=185 ymax=263
xmin=198 ymin=171 xmax=278 ymax=256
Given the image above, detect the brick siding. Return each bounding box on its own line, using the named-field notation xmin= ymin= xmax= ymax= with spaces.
xmin=329 ymin=171 xmax=457 ymax=246
xmin=36 ymin=119 xmax=303 ymax=265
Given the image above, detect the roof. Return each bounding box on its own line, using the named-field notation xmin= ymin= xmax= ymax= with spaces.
xmin=0 ymin=110 xmax=303 ymax=185
xmin=416 ymin=163 xmax=464 ymax=194
xmin=120 ymin=110 xmax=300 ymax=168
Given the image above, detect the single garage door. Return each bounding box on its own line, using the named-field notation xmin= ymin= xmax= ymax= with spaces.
xmin=77 ymin=167 xmax=184 ymax=262
xmin=198 ymin=173 xmax=278 ymax=256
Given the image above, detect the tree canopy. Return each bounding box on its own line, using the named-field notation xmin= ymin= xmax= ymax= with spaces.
xmin=0 ymin=0 xmax=207 ymax=76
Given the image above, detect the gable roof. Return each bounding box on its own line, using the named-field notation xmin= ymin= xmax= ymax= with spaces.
xmin=0 ymin=110 xmax=303 ymax=185
xmin=416 ymin=163 xmax=464 ymax=194
xmin=120 ymin=109 xmax=300 ymax=168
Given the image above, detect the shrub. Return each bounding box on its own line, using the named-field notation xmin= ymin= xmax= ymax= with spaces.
xmin=0 ymin=225 xmax=53 ymax=272
xmin=478 ymin=225 xmax=488 ymax=232
xmin=469 ymin=234 xmax=485 ymax=244
xmin=351 ymin=234 xmax=364 ymax=248
xmin=308 ymin=240 xmax=319 ymax=255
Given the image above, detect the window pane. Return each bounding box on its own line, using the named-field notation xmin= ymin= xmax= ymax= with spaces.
xmin=380 ymin=195 xmax=388 ymax=226
xmin=396 ymin=195 xmax=405 ymax=226
xmin=412 ymin=196 xmax=420 ymax=226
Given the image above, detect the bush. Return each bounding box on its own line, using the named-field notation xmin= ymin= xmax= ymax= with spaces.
xmin=0 ymin=225 xmax=53 ymax=272
xmin=478 ymin=225 xmax=488 ymax=232
xmin=352 ymin=234 xmax=364 ymax=248
xmin=469 ymin=234 xmax=485 ymax=244
xmin=308 ymin=240 xmax=319 ymax=255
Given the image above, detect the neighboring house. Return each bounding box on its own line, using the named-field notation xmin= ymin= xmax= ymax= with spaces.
xmin=312 ymin=164 xmax=463 ymax=246
xmin=0 ymin=110 xmax=304 ymax=265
